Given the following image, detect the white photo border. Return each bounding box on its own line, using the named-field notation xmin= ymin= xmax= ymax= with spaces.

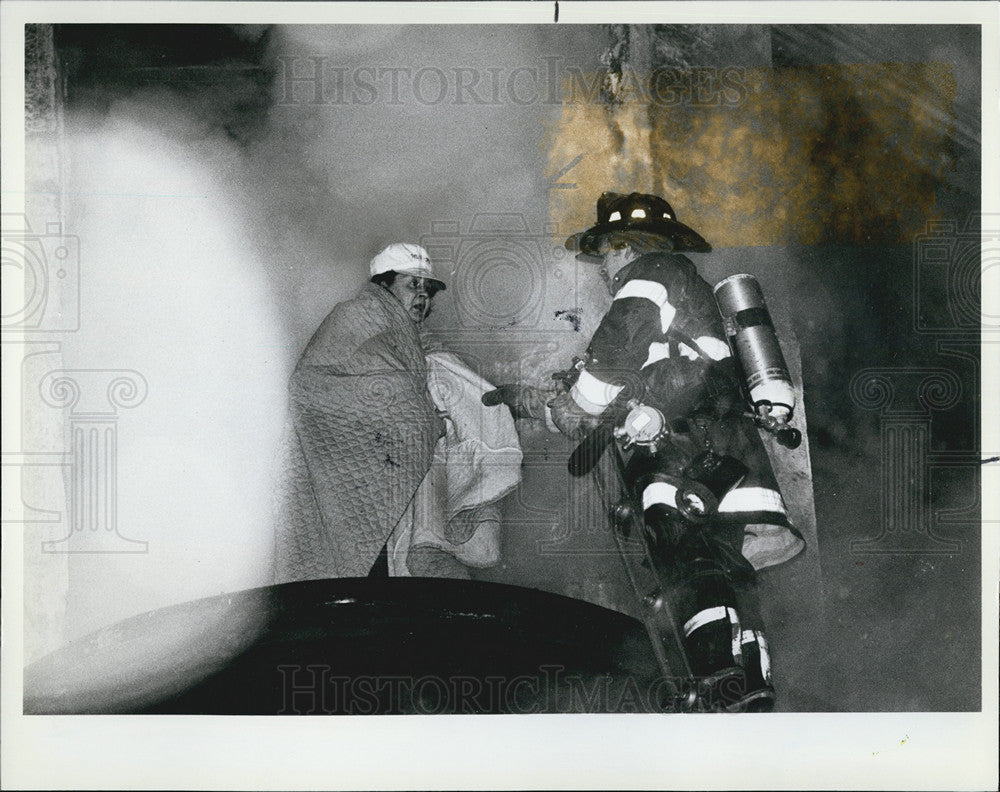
xmin=2 ymin=2 xmax=997 ymax=790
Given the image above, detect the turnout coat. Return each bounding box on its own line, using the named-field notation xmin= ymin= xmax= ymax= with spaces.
xmin=562 ymin=250 xmax=804 ymax=571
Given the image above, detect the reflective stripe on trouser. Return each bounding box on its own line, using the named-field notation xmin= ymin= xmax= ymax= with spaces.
xmin=718 ymin=486 xmax=787 ymax=521
xmin=683 ymin=606 xmax=743 ymax=669
xmin=741 ymin=629 xmax=772 ymax=685
xmin=733 ymin=628 xmax=776 ymax=711
xmin=718 ymin=485 xmax=804 ymax=571
xmin=642 ymin=480 xmax=679 ymax=512
xmin=639 ymin=480 xmax=753 ymax=680
xmin=644 ymin=478 xmax=789 ymax=524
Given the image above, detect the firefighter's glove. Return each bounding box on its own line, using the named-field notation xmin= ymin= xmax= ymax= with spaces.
xmin=481 ymin=384 xmax=551 ymax=421
xmin=548 ymin=390 xmax=602 ymax=441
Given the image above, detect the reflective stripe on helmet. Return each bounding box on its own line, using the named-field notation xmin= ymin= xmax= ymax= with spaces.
xmin=613 ymin=279 xmax=676 ymax=332
xmin=569 ymin=369 xmax=624 ymax=415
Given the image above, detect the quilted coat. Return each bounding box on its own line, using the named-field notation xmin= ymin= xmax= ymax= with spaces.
xmin=275 ymin=283 xmax=441 ymax=581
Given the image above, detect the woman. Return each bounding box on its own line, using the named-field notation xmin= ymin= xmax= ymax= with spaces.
xmin=275 ymin=243 xmax=520 ymax=581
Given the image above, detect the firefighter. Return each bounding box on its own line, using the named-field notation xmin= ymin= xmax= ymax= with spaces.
xmin=484 ymin=192 xmax=804 ymax=711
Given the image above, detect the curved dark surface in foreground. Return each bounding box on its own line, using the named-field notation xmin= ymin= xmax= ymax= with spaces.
xmin=25 ymin=578 xmax=666 ymax=714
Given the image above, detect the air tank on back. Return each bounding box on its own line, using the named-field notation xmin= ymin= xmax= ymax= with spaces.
xmin=713 ymin=274 xmax=801 ymax=449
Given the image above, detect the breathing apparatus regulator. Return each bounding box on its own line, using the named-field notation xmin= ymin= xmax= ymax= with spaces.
xmin=713 ymin=274 xmax=802 ymax=450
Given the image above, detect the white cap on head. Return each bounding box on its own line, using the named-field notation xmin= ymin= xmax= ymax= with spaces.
xmin=369 ymin=243 xmax=446 ymax=290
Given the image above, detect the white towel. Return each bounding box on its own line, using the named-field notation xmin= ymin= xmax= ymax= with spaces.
xmin=389 ymin=351 xmax=523 ymax=573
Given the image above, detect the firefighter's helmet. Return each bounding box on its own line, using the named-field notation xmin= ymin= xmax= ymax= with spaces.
xmin=565 ymin=192 xmax=711 ymax=255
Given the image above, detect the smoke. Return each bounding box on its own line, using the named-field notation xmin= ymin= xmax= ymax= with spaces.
xmin=24 ymin=24 xmax=983 ymax=715
xmin=57 ymin=90 xmax=287 ymax=643
xmin=36 ymin=21 xmax=606 ymax=660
